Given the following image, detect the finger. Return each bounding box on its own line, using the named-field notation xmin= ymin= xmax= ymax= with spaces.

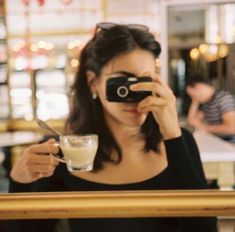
xmin=130 ymin=81 xmax=159 ymax=92
xmin=43 ymin=171 xmax=54 ymax=178
xmin=45 ymin=142 xmax=60 ymax=156
xmin=49 ymin=153 xmax=61 ymax=165
xmin=28 ymin=153 xmax=60 ymax=166
xmin=138 ymin=105 xmax=162 ymax=114
xmin=153 ymin=76 xmax=175 ymax=96
xmin=137 ymin=97 xmax=166 ymax=112
xmin=35 ymin=170 xmax=54 ymax=179
xmin=51 ymin=154 xmax=66 ymax=163
xmin=152 ymin=75 xmax=166 ymax=85
xmin=31 ymin=172 xmax=44 ymax=180
xmin=141 ymin=95 xmax=166 ymax=106
xmin=27 ymin=142 xmax=60 ymax=155
xmin=29 ymin=163 xmax=57 ymax=174
xmin=153 ymin=82 xmax=174 ymax=99
xmin=130 ymin=82 xmax=167 ymax=98
xmin=38 ymin=173 xmax=44 ymax=179
xmin=47 ymin=138 xmax=57 ymax=144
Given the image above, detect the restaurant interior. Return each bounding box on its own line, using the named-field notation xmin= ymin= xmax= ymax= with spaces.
xmin=0 ymin=0 xmax=235 ymax=231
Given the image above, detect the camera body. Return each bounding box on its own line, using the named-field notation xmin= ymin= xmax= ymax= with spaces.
xmin=106 ymin=76 xmax=152 ymax=103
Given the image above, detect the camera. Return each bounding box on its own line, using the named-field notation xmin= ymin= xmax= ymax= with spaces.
xmin=106 ymin=76 xmax=152 ymax=103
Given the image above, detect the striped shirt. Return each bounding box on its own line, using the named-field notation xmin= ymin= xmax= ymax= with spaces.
xmin=201 ymin=90 xmax=235 ymax=142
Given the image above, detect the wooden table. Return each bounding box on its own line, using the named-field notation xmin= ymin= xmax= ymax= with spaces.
xmin=193 ymin=130 xmax=235 ymax=188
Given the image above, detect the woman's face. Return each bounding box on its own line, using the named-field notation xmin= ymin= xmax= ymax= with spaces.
xmin=92 ymin=48 xmax=156 ymax=129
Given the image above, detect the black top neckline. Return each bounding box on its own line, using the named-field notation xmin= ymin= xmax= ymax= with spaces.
xmin=66 ymin=164 xmax=169 ymax=187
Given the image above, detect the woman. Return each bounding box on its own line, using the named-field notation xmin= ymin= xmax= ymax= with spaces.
xmin=9 ymin=23 xmax=217 ymax=231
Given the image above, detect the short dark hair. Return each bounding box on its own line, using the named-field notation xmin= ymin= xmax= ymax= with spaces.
xmin=65 ymin=24 xmax=162 ymax=171
xmin=185 ymin=74 xmax=211 ymax=87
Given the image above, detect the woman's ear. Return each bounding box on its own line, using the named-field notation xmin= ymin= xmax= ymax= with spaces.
xmin=86 ymin=70 xmax=97 ymax=93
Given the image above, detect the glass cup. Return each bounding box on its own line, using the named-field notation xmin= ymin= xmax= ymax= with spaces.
xmin=59 ymin=134 xmax=98 ymax=172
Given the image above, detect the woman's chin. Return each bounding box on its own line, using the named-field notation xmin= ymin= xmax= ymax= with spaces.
xmin=124 ymin=115 xmax=147 ymax=127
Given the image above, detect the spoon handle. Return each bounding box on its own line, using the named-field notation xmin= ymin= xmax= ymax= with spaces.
xmin=37 ymin=119 xmax=63 ymax=136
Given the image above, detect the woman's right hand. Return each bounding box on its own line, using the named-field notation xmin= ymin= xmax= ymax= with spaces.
xmin=10 ymin=138 xmax=60 ymax=184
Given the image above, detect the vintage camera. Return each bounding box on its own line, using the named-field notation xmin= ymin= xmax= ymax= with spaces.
xmin=106 ymin=76 xmax=152 ymax=103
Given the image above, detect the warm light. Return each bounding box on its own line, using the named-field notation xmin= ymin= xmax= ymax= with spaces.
xmin=67 ymin=40 xmax=82 ymax=50
xmin=199 ymin=44 xmax=208 ymax=54
xmin=218 ymin=44 xmax=229 ymax=58
xmin=38 ymin=41 xmax=47 ymax=49
xmin=215 ymin=36 xmax=222 ymax=44
xmin=204 ymin=45 xmax=218 ymax=62
xmin=67 ymin=42 xmax=75 ymax=50
xmin=197 ymin=42 xmax=229 ymax=62
xmin=70 ymin=59 xmax=79 ymax=68
xmin=30 ymin=43 xmax=38 ymax=52
xmin=208 ymin=44 xmax=218 ymax=55
xmin=190 ymin=48 xmax=200 ymax=60
xmin=45 ymin=42 xmax=54 ymax=51
xmin=12 ymin=41 xmax=26 ymax=53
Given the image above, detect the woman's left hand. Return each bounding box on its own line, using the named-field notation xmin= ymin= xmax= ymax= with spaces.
xmin=130 ymin=75 xmax=181 ymax=140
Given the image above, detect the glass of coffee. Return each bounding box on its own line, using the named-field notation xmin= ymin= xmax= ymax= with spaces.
xmin=59 ymin=134 xmax=98 ymax=172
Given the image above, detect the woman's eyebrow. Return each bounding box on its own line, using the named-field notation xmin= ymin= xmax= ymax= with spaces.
xmin=111 ymin=71 xmax=136 ymax=76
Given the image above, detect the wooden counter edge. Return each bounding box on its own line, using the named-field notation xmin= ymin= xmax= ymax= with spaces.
xmin=0 ymin=190 xmax=235 ymax=219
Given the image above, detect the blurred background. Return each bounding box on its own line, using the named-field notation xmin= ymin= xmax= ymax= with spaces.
xmin=0 ymin=0 xmax=234 ymax=127
xmin=0 ymin=0 xmax=234 ymax=125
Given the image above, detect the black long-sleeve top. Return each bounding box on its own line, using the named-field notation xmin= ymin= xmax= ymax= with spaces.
xmin=8 ymin=128 xmax=217 ymax=232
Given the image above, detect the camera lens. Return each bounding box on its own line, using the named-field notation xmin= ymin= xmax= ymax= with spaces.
xmin=117 ymin=86 xmax=129 ymax=98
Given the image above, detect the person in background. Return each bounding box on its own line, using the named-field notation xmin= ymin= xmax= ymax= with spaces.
xmin=9 ymin=23 xmax=217 ymax=232
xmin=186 ymin=74 xmax=235 ymax=143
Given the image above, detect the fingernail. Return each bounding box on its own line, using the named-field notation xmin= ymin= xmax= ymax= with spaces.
xmin=53 ymin=143 xmax=60 ymax=147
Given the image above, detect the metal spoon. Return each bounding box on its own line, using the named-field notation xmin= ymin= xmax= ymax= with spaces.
xmin=36 ymin=119 xmax=66 ymax=163
xmin=37 ymin=118 xmax=74 ymax=146
xmin=37 ymin=119 xmax=63 ymax=137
